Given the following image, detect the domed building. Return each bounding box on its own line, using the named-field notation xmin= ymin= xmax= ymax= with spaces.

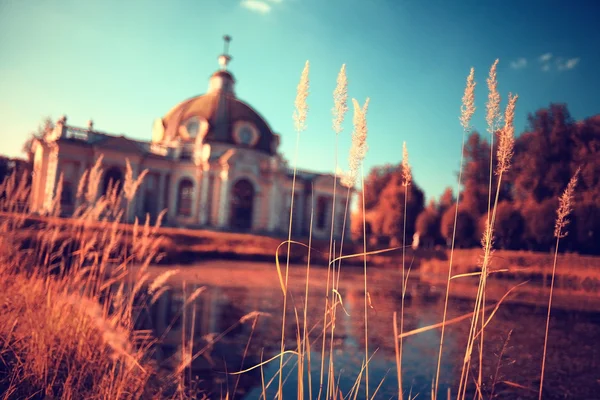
xmin=29 ymin=37 xmax=352 ymax=239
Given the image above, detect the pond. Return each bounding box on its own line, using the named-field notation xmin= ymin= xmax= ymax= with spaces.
xmin=138 ymin=260 xmax=600 ymax=399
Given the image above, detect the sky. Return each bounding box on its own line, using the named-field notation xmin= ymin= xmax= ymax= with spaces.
xmin=1 ymin=0 xmax=599 ymax=201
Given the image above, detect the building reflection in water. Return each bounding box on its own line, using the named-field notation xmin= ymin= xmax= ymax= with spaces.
xmin=133 ymin=279 xmax=461 ymax=399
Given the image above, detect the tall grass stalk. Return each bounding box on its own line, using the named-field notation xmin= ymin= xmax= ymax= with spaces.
xmin=433 ymin=66 xmax=476 ymax=399
xmin=480 ymin=59 xmax=501 ymax=393
xmin=539 ymin=169 xmax=580 ymax=400
xmin=457 ymin=91 xmax=518 ymax=400
xmin=326 ymin=63 xmax=348 ymax=399
xmin=303 ymin=188 xmax=315 ymax=400
xmin=279 ymin=60 xmax=309 ymax=399
xmin=398 ymin=141 xmax=412 ymax=399
xmin=348 ymin=97 xmax=370 ymax=398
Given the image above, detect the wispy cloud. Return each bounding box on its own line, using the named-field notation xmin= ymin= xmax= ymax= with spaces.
xmin=510 ymin=57 xmax=527 ymax=70
xmin=537 ymin=53 xmax=580 ymax=72
xmin=557 ymin=57 xmax=580 ymax=71
xmin=240 ymin=0 xmax=282 ymax=14
xmin=241 ymin=0 xmax=271 ymax=14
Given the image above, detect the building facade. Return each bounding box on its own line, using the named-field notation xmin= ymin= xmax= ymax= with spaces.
xmin=29 ymin=39 xmax=352 ymax=239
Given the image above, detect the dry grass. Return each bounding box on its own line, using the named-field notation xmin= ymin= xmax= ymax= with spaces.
xmin=1 ymin=57 xmax=588 ymax=400
xmin=0 ymin=160 xmax=200 ymax=399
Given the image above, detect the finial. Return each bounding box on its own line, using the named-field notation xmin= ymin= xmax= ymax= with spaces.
xmin=218 ymin=35 xmax=232 ymax=70
xmin=223 ymin=35 xmax=231 ymax=55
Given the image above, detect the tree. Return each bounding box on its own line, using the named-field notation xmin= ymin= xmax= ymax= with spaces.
xmin=415 ymin=204 xmax=441 ymax=248
xmin=361 ymin=164 xmax=399 ymax=210
xmin=480 ymin=201 xmax=525 ymax=250
xmin=376 ymin=174 xmax=425 ymax=246
xmin=573 ymin=204 xmax=600 ymax=255
xmin=461 ymin=131 xmax=511 ymax=218
xmin=522 ymin=198 xmax=557 ymax=252
xmin=438 ymin=187 xmax=455 ymax=214
xmin=22 ymin=116 xmax=54 ymax=162
xmin=512 ymin=104 xmax=575 ymax=203
xmin=0 ymin=156 xmax=9 ymax=183
xmin=440 ymin=204 xmax=476 ymax=248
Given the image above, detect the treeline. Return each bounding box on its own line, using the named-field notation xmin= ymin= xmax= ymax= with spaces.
xmin=356 ymin=104 xmax=600 ymax=255
xmin=0 ymin=156 xmax=31 ymax=185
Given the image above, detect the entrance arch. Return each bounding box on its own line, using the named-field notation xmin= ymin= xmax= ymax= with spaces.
xmin=229 ymin=179 xmax=255 ymax=231
xmin=102 ymin=166 xmax=124 ymax=196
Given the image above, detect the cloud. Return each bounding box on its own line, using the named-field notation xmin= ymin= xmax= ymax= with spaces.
xmin=539 ymin=53 xmax=553 ymax=62
xmin=510 ymin=57 xmax=527 ymax=69
xmin=241 ymin=0 xmax=271 ymax=14
xmin=557 ymin=57 xmax=580 ymax=71
xmin=541 ymin=64 xmax=551 ymax=72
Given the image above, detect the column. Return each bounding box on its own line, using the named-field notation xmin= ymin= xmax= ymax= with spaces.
xmin=295 ymin=191 xmax=304 ymax=236
xmin=126 ymin=163 xmax=139 ymax=223
xmin=167 ymin=175 xmax=177 ymax=222
xmin=157 ymin=172 xmax=166 ymax=213
xmin=135 ymin=172 xmax=147 ymax=221
xmin=198 ymin=169 xmax=209 ymax=225
xmin=251 ymin=187 xmax=260 ymax=231
xmin=217 ymin=170 xmax=229 ymax=228
xmin=267 ymin=182 xmax=278 ymax=232
xmin=43 ymin=147 xmax=59 ymax=213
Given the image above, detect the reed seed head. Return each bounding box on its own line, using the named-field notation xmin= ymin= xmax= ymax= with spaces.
xmin=460 ymin=68 xmax=476 ymax=131
xmin=332 ymin=64 xmax=348 ymax=135
xmin=293 ymin=61 xmax=310 ymax=133
xmin=347 ymin=97 xmax=370 ymax=187
xmin=401 ymin=141 xmax=412 ymax=187
xmin=496 ymin=93 xmax=518 ymax=175
xmin=486 ymin=59 xmax=502 ymax=134
xmin=555 ymin=168 xmax=580 ymax=238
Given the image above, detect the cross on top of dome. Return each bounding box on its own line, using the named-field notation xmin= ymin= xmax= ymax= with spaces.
xmin=218 ymin=35 xmax=232 ymax=71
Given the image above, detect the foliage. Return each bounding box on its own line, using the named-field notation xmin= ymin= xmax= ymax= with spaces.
xmin=363 ymin=168 xmax=425 ymax=246
xmin=22 ymin=116 xmax=54 ymax=160
xmin=415 ymin=204 xmax=441 ymax=248
xmin=440 ymin=204 xmax=476 ymax=248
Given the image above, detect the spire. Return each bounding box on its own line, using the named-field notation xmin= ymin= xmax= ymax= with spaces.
xmin=209 ymin=35 xmax=236 ymax=95
xmin=218 ymin=35 xmax=232 ymax=71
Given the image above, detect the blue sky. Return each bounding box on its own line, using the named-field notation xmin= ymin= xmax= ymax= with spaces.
xmin=1 ymin=0 xmax=598 ymax=201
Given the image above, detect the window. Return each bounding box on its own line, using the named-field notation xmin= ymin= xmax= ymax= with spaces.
xmin=102 ymin=167 xmax=124 ymax=196
xmin=239 ymin=127 xmax=253 ymax=145
xmin=177 ymin=179 xmax=194 ymax=217
xmin=233 ymin=122 xmax=259 ymax=146
xmin=186 ymin=119 xmax=199 ymax=138
xmin=316 ymin=196 xmax=329 ymax=230
xmin=61 ymin=182 xmax=74 ymax=206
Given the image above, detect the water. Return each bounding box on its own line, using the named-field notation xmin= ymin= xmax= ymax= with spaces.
xmin=138 ymin=261 xmax=600 ymax=399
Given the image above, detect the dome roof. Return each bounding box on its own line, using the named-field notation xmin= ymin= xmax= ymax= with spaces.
xmin=161 ymin=91 xmax=279 ymax=155
xmin=157 ymin=35 xmax=279 ymax=155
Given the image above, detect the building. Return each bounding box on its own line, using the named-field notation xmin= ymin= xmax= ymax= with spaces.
xmin=29 ymin=37 xmax=352 ymax=239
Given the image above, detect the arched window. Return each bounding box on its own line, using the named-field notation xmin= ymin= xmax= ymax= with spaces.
xmin=177 ymin=179 xmax=194 ymax=217
xmin=230 ymin=179 xmax=255 ymax=231
xmin=102 ymin=166 xmax=124 ymax=196
xmin=61 ymin=182 xmax=74 ymax=206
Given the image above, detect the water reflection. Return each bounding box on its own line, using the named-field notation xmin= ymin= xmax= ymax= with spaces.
xmin=136 ymin=262 xmax=600 ymax=399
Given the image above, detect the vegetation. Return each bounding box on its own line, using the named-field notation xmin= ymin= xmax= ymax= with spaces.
xmin=362 ymin=106 xmax=600 ymax=255
xmin=0 ymin=56 xmax=595 ymax=400
xmin=0 ymin=160 xmax=202 ymax=399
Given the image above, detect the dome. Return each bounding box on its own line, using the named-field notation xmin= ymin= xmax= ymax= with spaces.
xmin=156 ymin=35 xmax=280 ymax=155
xmin=161 ymin=91 xmax=279 ymax=155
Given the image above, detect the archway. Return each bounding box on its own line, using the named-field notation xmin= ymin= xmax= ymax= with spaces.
xmin=177 ymin=178 xmax=194 ymax=217
xmin=102 ymin=166 xmax=124 ymax=196
xmin=229 ymin=179 xmax=254 ymax=231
